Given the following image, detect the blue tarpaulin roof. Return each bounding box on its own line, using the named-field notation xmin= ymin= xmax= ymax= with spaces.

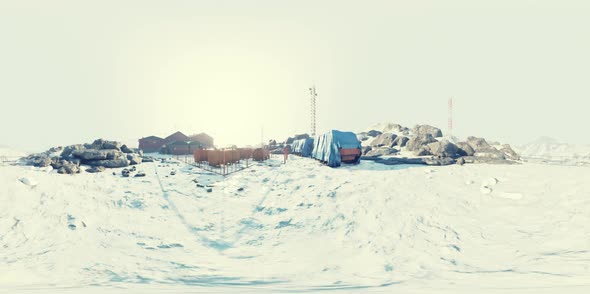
xmin=311 ymin=130 xmax=362 ymax=167
xmin=290 ymin=138 xmax=314 ymax=157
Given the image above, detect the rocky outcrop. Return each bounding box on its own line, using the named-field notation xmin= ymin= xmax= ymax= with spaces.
xmin=32 ymin=156 xmax=52 ymax=167
xmin=393 ymin=136 xmax=409 ymax=147
xmin=367 ymin=130 xmax=382 ymax=137
xmin=500 ymin=144 xmax=520 ymax=160
xmin=57 ymin=162 xmax=80 ymax=174
xmin=86 ymin=166 xmax=105 ymax=173
xmin=86 ymin=158 xmax=129 ymax=168
xmin=23 ymin=138 xmax=143 ymax=174
xmin=456 ymin=142 xmax=475 ymax=156
xmin=406 ymin=134 xmax=437 ymax=152
xmin=371 ymin=133 xmax=398 ymax=148
xmin=126 ymin=154 xmax=142 ymax=165
xmin=427 ymin=140 xmax=459 ymax=158
xmin=413 ymin=125 xmax=443 ymax=138
xmin=361 ymin=146 xmax=372 ymax=155
xmin=466 ymin=136 xmax=491 ymax=151
xmin=366 ymin=147 xmax=398 ymax=157
xmin=121 ymin=144 xmax=133 ymax=154
xmin=414 ymin=146 xmax=432 ymax=156
xmin=357 ymin=133 xmax=369 ymax=142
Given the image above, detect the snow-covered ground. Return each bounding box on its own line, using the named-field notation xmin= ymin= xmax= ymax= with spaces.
xmin=1 ymin=154 xmax=590 ymax=293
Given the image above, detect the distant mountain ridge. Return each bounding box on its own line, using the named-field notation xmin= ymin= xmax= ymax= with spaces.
xmin=516 ymin=137 xmax=590 ymax=165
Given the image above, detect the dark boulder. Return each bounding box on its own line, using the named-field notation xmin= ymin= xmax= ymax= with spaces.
xmin=361 ymin=145 xmax=372 ymax=155
xmin=141 ymin=157 xmax=154 ymax=163
xmin=365 ymin=147 xmax=398 ymax=157
xmin=367 ymin=130 xmax=382 ymax=137
xmin=121 ymin=144 xmax=133 ymax=154
xmin=127 ymin=154 xmax=142 ymax=165
xmin=413 ymin=125 xmax=443 ymax=138
xmin=86 ymin=158 xmax=129 ymax=168
xmin=423 ymin=157 xmax=456 ymax=166
xmin=86 ymin=166 xmax=105 ymax=173
xmin=414 ymin=146 xmax=432 ymax=156
xmin=60 ymin=144 xmax=85 ymax=158
xmin=456 ymin=142 xmax=475 ymax=156
xmin=466 ymin=136 xmax=492 ymax=152
xmin=72 ymin=150 xmax=109 ymax=161
xmin=427 ymin=140 xmax=459 ymax=158
xmin=101 ymin=140 xmax=121 ymax=150
xmin=57 ymin=162 xmax=80 ymax=174
xmin=32 ymin=156 xmax=52 ymax=167
xmin=370 ymin=133 xmax=398 ymax=148
xmin=406 ymin=134 xmax=437 ymax=151
xmin=393 ymin=136 xmax=409 ymax=147
xmin=500 ymin=144 xmax=520 ymax=160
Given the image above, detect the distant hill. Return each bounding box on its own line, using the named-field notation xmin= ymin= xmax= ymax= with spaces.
xmin=516 ymin=137 xmax=590 ymax=165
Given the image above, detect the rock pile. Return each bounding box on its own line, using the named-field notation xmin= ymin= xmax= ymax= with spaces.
xmin=359 ymin=123 xmax=521 ymax=166
xmin=22 ymin=139 xmax=144 ymax=174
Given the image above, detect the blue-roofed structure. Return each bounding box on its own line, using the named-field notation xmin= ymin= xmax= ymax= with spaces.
xmin=290 ymin=138 xmax=315 ymax=157
xmin=311 ymin=130 xmax=362 ymax=167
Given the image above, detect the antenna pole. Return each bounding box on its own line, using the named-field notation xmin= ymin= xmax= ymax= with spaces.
xmin=309 ymin=86 xmax=317 ymax=136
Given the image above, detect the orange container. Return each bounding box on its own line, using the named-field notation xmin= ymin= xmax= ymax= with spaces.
xmin=340 ymin=148 xmax=361 ymax=163
xmin=252 ymin=148 xmax=270 ymax=161
xmin=194 ymin=149 xmax=208 ymax=162
xmin=238 ymin=148 xmax=253 ymax=159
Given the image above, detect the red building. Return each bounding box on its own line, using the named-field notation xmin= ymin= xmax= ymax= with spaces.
xmin=138 ymin=136 xmax=166 ymax=153
xmin=139 ymin=131 xmax=214 ymax=155
xmin=165 ymin=131 xmax=190 ymax=143
xmin=189 ymin=133 xmax=214 ymax=148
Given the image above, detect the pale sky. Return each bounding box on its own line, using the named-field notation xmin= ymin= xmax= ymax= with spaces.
xmin=1 ymin=0 xmax=589 ymax=152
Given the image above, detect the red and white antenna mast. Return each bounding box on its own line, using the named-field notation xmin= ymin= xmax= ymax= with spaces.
xmin=448 ymin=97 xmax=453 ymax=137
xmin=309 ymin=86 xmax=317 ymax=136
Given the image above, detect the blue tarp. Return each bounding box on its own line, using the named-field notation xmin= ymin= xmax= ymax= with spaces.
xmin=290 ymin=138 xmax=315 ymax=157
xmin=311 ymin=130 xmax=362 ymax=167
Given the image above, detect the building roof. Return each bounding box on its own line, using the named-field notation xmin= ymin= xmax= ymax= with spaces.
xmin=139 ymin=135 xmax=164 ymax=141
xmin=165 ymin=131 xmax=189 ymax=142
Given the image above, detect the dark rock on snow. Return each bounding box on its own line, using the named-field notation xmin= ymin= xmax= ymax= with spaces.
xmin=456 ymin=142 xmax=475 ymax=157
xmin=427 ymin=140 xmax=459 ymax=158
xmin=413 ymin=125 xmax=443 ymax=138
xmin=361 ymin=146 xmax=372 ymax=155
xmin=393 ymin=136 xmax=409 ymax=147
xmin=86 ymin=166 xmax=105 ymax=173
xmin=86 ymin=158 xmax=129 ymax=168
xmin=370 ymin=133 xmax=398 ymax=148
xmin=367 ymin=130 xmax=382 ymax=137
xmin=406 ymin=134 xmax=437 ymax=152
xmin=365 ymin=147 xmax=398 ymax=157
xmin=57 ymin=162 xmax=80 ymax=174
xmin=121 ymin=144 xmax=133 ymax=154
xmin=126 ymin=154 xmax=142 ymax=165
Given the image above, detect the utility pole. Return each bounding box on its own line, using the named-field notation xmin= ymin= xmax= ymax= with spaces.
xmin=309 ymin=86 xmax=317 ymax=136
